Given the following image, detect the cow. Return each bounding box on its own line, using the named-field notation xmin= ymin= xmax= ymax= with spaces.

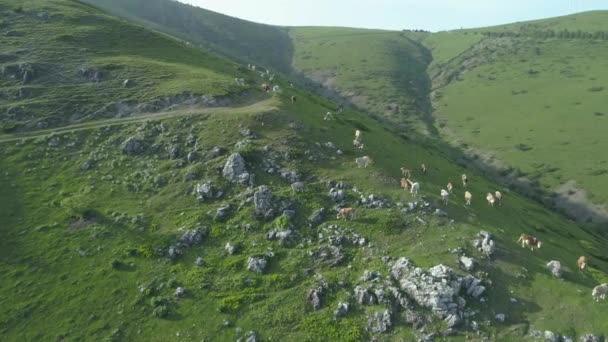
xmin=291 ymin=96 xmax=297 ymax=104
xmin=420 ymin=163 xmax=427 ymax=174
xmin=592 ymin=283 xmax=608 ymax=302
xmin=324 ymin=111 xmax=334 ymax=121
xmin=410 ymin=182 xmax=420 ymax=196
xmin=517 ymin=234 xmax=542 ymax=251
xmin=486 ymin=192 xmax=496 ymax=207
xmin=400 ymin=167 xmax=412 ymax=178
xmin=291 ymin=181 xmax=305 ymax=195
xmin=464 ymin=191 xmax=472 ymax=205
xmin=261 ymin=83 xmax=270 ymax=93
xmin=447 ymin=182 xmax=453 ymax=193
xmin=355 ymin=129 xmax=361 ymax=140
xmin=462 ymin=174 xmax=468 ymax=187
xmin=400 ymin=178 xmax=410 ymax=191
xmin=337 ymin=207 xmax=355 ymax=221
xmin=578 ymin=256 xmax=588 ymax=272
xmin=355 ymin=156 xmax=373 ymax=168
xmin=441 ymin=189 xmax=449 ymax=205
xmin=494 ymin=191 xmax=502 ymax=205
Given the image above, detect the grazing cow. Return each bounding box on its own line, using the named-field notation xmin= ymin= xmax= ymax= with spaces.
xmin=447 ymin=182 xmax=453 ymax=193
xmin=486 ymin=192 xmax=496 ymax=207
xmin=400 ymin=167 xmax=412 ymax=178
xmin=495 ymin=191 xmax=502 ymax=205
xmin=464 ymin=191 xmax=472 ymax=205
xmin=291 ymin=96 xmax=297 ymax=104
xmin=462 ymin=174 xmax=468 ymax=187
xmin=578 ymin=256 xmax=588 ymax=272
xmin=324 ymin=112 xmax=334 ymax=121
xmin=355 ymin=129 xmax=361 ymax=140
xmin=441 ymin=189 xmax=449 ymax=205
xmin=291 ymin=181 xmax=305 ymax=195
xmin=421 ymin=163 xmax=427 ymax=174
xmin=592 ymin=283 xmax=608 ymax=302
xmin=400 ymin=178 xmax=410 ymax=191
xmin=261 ymin=83 xmax=270 ymax=93
xmin=517 ymin=234 xmax=542 ymax=251
xmin=355 ymin=156 xmax=373 ymax=168
xmin=410 ymin=182 xmax=420 ymax=196
xmin=337 ymin=207 xmax=355 ymax=220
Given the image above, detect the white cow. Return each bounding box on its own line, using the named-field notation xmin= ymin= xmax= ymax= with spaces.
xmin=464 ymin=191 xmax=472 ymax=205
xmin=441 ymin=189 xmax=449 ymax=205
xmin=592 ymin=283 xmax=608 ymax=302
xmin=410 ymin=182 xmax=420 ymax=196
xmin=486 ymin=192 xmax=496 ymax=207
xmin=355 ymin=156 xmax=373 ymax=168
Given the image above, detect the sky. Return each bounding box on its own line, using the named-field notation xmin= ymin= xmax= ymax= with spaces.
xmin=177 ymin=0 xmax=607 ymax=32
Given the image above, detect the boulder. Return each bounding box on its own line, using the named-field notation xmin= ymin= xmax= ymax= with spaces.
xmin=194 ymin=183 xmax=214 ymax=202
xmin=280 ymin=169 xmax=300 ymax=183
xmin=195 ymin=257 xmax=205 ymax=266
xmin=359 ymin=270 xmax=381 ymax=282
xmin=459 ymin=255 xmax=475 ymax=271
xmin=187 ymin=151 xmax=197 ymax=163
xmin=367 ymin=309 xmax=392 ymax=333
xmin=169 ymin=146 xmax=179 ymax=159
xmin=225 ymin=242 xmax=236 ymax=255
xmin=308 ymin=208 xmax=325 ymax=227
xmin=495 ymin=313 xmax=506 ymax=322
xmin=247 ymin=257 xmax=267 ymax=273
xmin=253 ymin=185 xmax=273 ymax=217
xmin=579 ymin=335 xmax=604 ymax=342
xmin=434 ymin=208 xmax=448 ymax=217
xmin=122 ymin=137 xmax=144 ymax=155
xmin=178 ymin=229 xmax=204 ymax=247
xmin=216 ymin=204 xmax=230 ymax=220
xmin=328 ymin=188 xmax=346 ymax=202
xmin=210 ymin=146 xmax=225 ymax=157
xmin=546 ymin=260 xmax=563 ymax=278
xmin=354 ymin=286 xmax=376 ymax=305
xmin=544 ymin=331 xmax=559 ymax=342
xmin=307 ymin=286 xmax=324 ymax=310
xmin=174 ymin=287 xmax=185 ymax=297
xmin=334 ymin=302 xmax=349 ymax=319
xmin=222 ymin=153 xmax=247 ymax=182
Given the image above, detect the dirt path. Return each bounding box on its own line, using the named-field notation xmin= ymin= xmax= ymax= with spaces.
xmin=0 ymin=98 xmax=277 ymax=144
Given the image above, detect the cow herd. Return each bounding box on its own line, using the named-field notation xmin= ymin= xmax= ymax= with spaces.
xmin=249 ymin=67 xmax=606 ymax=304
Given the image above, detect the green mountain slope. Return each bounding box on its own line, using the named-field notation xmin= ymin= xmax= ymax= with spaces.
xmin=1 ymin=2 xmax=608 ymax=341
xmin=80 ymin=0 xmax=294 ymax=74
xmin=0 ymin=0 xmax=246 ymax=133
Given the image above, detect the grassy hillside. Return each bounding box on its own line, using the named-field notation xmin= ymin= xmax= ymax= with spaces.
xmin=0 ymin=0 xmax=247 ymax=133
xmin=427 ymin=12 xmax=608 ymax=223
xmin=2 ymin=1 xmax=608 ymax=341
xmin=80 ymin=0 xmax=294 ymax=74
xmin=290 ymin=27 xmax=432 ymax=127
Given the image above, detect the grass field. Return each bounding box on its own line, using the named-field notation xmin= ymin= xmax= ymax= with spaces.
xmin=1 ymin=1 xmax=608 ymax=341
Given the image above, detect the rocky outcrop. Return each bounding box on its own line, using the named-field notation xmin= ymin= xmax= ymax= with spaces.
xmin=122 ymin=137 xmax=144 ymax=155
xmin=253 ymin=185 xmax=273 ymax=219
xmin=247 ymin=257 xmax=267 ymax=273
xmin=472 ymin=231 xmax=496 ymax=258
xmin=222 ymin=153 xmax=248 ymax=182
xmin=546 ymin=260 xmax=563 ymax=278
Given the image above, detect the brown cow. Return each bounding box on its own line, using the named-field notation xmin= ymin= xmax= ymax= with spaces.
xmin=291 ymin=95 xmax=297 ymax=104
xmin=578 ymin=256 xmax=588 ymax=272
xmin=400 ymin=178 xmax=410 ymax=191
xmin=517 ymin=234 xmax=542 ymax=251
xmin=447 ymin=182 xmax=453 ymax=193
xmin=495 ymin=191 xmax=502 ymax=205
xmin=336 ymin=207 xmax=355 ymax=220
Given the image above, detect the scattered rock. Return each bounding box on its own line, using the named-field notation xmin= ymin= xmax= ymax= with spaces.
xmin=225 ymin=242 xmax=236 ymax=255
xmin=81 ymin=161 xmax=93 ymax=170
xmin=174 ymin=287 xmax=185 ymax=297
xmin=195 ymin=257 xmax=205 ymax=266
xmin=459 ymin=255 xmax=475 ymax=271
xmin=210 ymin=146 xmax=225 ymax=157
xmin=216 ymin=204 xmax=231 ymax=220
xmin=308 ymin=208 xmax=325 ymax=227
xmin=307 ymin=286 xmax=324 ymax=310
xmin=579 ymin=334 xmax=604 ymax=342
xmin=282 ymin=210 xmax=296 ymax=218
xmin=246 ymin=257 xmax=267 ymax=273
xmin=122 ymin=137 xmax=144 ymax=155
xmin=434 ymin=208 xmax=448 ymax=217
xmin=472 ymin=231 xmax=495 ymax=258
xmin=169 ymin=146 xmax=179 ymax=159
xmin=187 ymin=151 xmax=197 ymax=163
xmin=280 ymin=169 xmax=300 ymax=183
xmin=334 ymin=302 xmax=349 ymax=319
xmin=194 ymin=183 xmax=214 ymax=203
xmin=123 ymin=79 xmax=134 ymax=87
xmin=546 ymin=260 xmax=563 ymax=278
xmin=168 ymin=246 xmax=182 ymax=260
xmin=253 ymin=185 xmax=273 ymax=218
xmin=359 ymin=270 xmax=381 ymax=282
xmin=222 ymin=153 xmax=247 ymax=182
xmin=495 ymin=313 xmax=506 ymax=322
xmin=367 ymin=309 xmax=392 ymax=333
xmin=354 ymin=286 xmax=377 ymax=305
xmin=178 ymin=229 xmax=205 ymax=247
xmin=544 ymin=331 xmax=559 ymax=342
xmin=328 ymin=188 xmax=346 ymax=202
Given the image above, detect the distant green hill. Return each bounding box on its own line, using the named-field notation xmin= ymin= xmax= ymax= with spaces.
xmin=2 ymin=1 xmax=608 ymax=341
